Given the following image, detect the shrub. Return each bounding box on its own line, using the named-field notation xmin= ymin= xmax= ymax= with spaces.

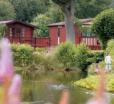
xmin=21 ymin=52 xmax=58 ymax=79
xmin=92 ymin=8 xmax=114 ymax=48
xmin=11 ymin=44 xmax=34 ymax=66
xmin=75 ymin=43 xmax=90 ymax=71
xmin=73 ymin=74 xmax=114 ymax=92
xmin=55 ymin=42 xmax=76 ymax=70
xmin=55 ymin=43 xmax=92 ymax=73
xmin=35 ymin=47 xmax=46 ymax=53
xmin=87 ymin=50 xmax=104 ymax=63
xmin=33 ymin=52 xmax=54 ymax=71
xmin=87 ymin=50 xmax=104 ymax=74
xmin=106 ymin=39 xmax=114 ymax=52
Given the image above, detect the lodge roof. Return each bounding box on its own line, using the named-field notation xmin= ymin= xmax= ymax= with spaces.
xmin=48 ymin=18 xmax=93 ymax=26
xmin=0 ymin=20 xmax=36 ymax=28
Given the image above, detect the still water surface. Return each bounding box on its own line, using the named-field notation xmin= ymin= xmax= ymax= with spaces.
xmin=22 ymin=81 xmax=114 ymax=104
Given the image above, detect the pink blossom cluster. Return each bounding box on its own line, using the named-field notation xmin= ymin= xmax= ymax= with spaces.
xmin=0 ymin=38 xmax=22 ymax=104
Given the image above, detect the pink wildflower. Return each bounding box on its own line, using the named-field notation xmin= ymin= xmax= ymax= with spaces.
xmin=87 ymin=70 xmax=107 ymax=104
xmin=0 ymin=38 xmax=14 ymax=81
xmin=59 ymin=89 xmax=69 ymax=104
xmin=8 ymin=74 xmax=22 ymax=104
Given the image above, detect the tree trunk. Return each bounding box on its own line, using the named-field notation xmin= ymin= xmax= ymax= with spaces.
xmin=62 ymin=0 xmax=75 ymax=43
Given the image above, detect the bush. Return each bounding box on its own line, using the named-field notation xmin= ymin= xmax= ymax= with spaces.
xmin=106 ymin=39 xmax=114 ymax=52
xmin=87 ymin=50 xmax=104 ymax=63
xmin=55 ymin=42 xmax=76 ymax=70
xmin=75 ymin=43 xmax=90 ymax=71
xmin=106 ymin=39 xmax=114 ymax=59
xmin=35 ymin=47 xmax=46 ymax=53
xmin=55 ymin=42 xmax=93 ymax=73
xmin=33 ymin=52 xmax=55 ymax=71
xmin=11 ymin=44 xmax=34 ymax=66
xmin=21 ymin=52 xmax=58 ymax=79
xmin=73 ymin=74 xmax=114 ymax=92
xmin=92 ymin=8 xmax=114 ymax=48
xmin=55 ymin=42 xmax=96 ymax=77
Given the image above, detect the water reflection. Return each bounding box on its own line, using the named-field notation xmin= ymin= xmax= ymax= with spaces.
xmin=22 ymin=81 xmax=114 ymax=104
xmin=49 ymin=84 xmax=67 ymax=90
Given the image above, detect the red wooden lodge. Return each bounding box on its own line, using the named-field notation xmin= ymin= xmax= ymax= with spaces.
xmin=0 ymin=19 xmax=101 ymax=50
xmin=48 ymin=18 xmax=101 ymax=50
xmin=0 ymin=20 xmax=50 ymax=47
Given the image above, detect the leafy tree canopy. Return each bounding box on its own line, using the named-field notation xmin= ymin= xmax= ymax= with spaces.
xmin=75 ymin=0 xmax=111 ymax=18
xmin=32 ymin=14 xmax=53 ymax=37
xmin=0 ymin=1 xmax=16 ymax=20
xmin=92 ymin=8 xmax=114 ymax=48
xmin=51 ymin=0 xmax=70 ymax=6
xmin=9 ymin=0 xmax=50 ymax=22
xmin=46 ymin=2 xmax=64 ymax=22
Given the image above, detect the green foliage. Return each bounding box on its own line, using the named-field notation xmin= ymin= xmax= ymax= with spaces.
xmin=88 ymin=61 xmax=105 ymax=74
xmin=106 ymin=39 xmax=114 ymax=69
xmin=0 ymin=1 xmax=16 ymax=20
xmin=21 ymin=52 xmax=57 ymax=79
xmin=10 ymin=0 xmax=49 ymax=22
xmin=75 ymin=44 xmax=90 ymax=70
xmin=55 ymin=43 xmax=92 ymax=72
xmin=92 ymin=8 xmax=114 ymax=48
xmin=32 ymin=14 xmax=52 ymax=37
xmin=81 ymin=26 xmax=93 ymax=36
xmin=4 ymin=0 xmax=111 ymax=22
xmin=55 ymin=42 xmax=76 ymax=69
xmin=11 ymin=44 xmax=34 ymax=67
xmin=74 ymin=75 xmax=99 ymax=89
xmin=46 ymin=2 xmax=64 ymax=22
xmin=106 ymin=39 xmax=114 ymax=52
xmin=55 ymin=42 xmax=91 ymax=72
xmin=73 ymin=74 xmax=114 ymax=92
xmin=75 ymin=0 xmax=111 ymax=18
xmin=86 ymin=50 xmax=104 ymax=74
xmin=52 ymin=0 xmax=70 ymax=6
xmin=0 ymin=25 xmax=7 ymax=38
xmin=35 ymin=47 xmax=46 ymax=53
xmin=87 ymin=50 xmax=104 ymax=63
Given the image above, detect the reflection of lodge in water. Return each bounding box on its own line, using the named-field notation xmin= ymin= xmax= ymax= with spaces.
xmin=48 ymin=18 xmax=101 ymax=50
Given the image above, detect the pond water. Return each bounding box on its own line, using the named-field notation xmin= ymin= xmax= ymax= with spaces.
xmin=22 ymin=81 xmax=114 ymax=104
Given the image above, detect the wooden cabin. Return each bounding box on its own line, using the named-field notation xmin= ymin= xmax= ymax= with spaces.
xmin=0 ymin=20 xmax=36 ymax=44
xmin=0 ymin=20 xmax=50 ymax=47
xmin=0 ymin=19 xmax=101 ymax=49
xmin=48 ymin=18 xmax=101 ymax=50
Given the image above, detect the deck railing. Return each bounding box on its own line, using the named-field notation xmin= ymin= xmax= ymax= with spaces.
xmin=6 ymin=35 xmax=101 ymax=50
xmin=80 ymin=36 xmax=101 ymax=50
xmin=6 ymin=36 xmax=50 ymax=48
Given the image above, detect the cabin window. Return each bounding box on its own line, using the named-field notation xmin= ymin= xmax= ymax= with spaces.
xmin=16 ymin=28 xmax=21 ymax=37
xmin=11 ymin=27 xmax=21 ymax=37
